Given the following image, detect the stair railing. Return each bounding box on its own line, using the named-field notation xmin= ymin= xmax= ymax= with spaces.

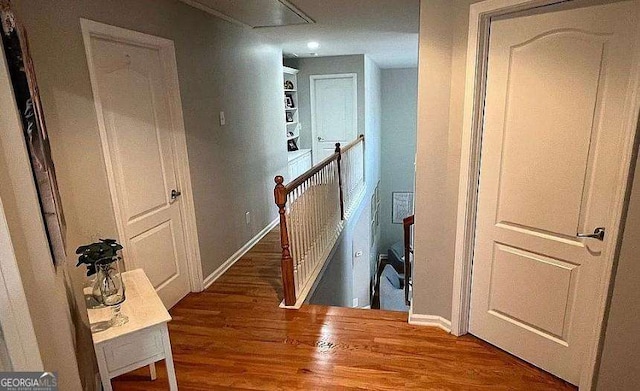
xmin=403 ymin=214 xmax=415 ymax=305
xmin=274 ymin=135 xmax=365 ymax=307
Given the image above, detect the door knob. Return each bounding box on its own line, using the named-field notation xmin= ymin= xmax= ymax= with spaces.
xmin=317 ymin=136 xmax=324 ymax=141
xmin=170 ymin=189 xmax=182 ymax=200
xmin=577 ymin=227 xmax=605 ymax=241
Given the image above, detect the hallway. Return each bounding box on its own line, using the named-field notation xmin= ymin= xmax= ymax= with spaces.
xmin=112 ymin=229 xmax=575 ymax=390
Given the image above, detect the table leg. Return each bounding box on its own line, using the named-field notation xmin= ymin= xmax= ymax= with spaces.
xmin=149 ymin=362 xmax=157 ymax=380
xmin=96 ymin=350 xmax=113 ymax=391
xmin=161 ymin=325 xmax=178 ymax=390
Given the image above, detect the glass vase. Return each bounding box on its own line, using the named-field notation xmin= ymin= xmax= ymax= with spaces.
xmin=96 ymin=258 xmax=128 ymax=327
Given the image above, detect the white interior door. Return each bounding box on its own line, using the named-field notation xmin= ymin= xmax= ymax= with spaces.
xmin=311 ymin=74 xmax=357 ymax=164
xmin=469 ymin=1 xmax=639 ymax=384
xmin=85 ymin=27 xmax=192 ymax=309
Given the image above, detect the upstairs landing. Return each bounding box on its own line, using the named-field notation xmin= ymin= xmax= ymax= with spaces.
xmin=113 ymin=229 xmax=574 ymax=390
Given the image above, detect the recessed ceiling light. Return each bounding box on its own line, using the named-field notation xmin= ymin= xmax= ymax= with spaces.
xmin=307 ymin=41 xmax=320 ymax=50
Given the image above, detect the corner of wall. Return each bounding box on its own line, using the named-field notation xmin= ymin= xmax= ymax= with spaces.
xmin=408 ymin=303 xmax=452 ymax=333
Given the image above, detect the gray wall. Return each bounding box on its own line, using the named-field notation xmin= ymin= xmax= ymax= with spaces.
xmin=364 ymin=56 xmax=383 ymax=274
xmin=364 ymin=56 xmax=382 ymax=202
xmin=13 ymin=0 xmax=286 ymax=281
xmin=287 ymin=55 xmax=366 ymax=150
xmin=412 ymin=0 xmax=481 ymax=319
xmin=596 ymin=150 xmax=640 ymax=391
xmin=13 ymin=1 xmax=286 ymax=388
xmin=413 ymin=2 xmax=640 ymax=386
xmin=309 ymin=194 xmax=373 ymax=307
xmin=0 ymin=49 xmax=83 ymax=389
xmin=379 ymin=68 xmax=418 ymax=254
xmin=309 ymin=218 xmax=356 ymax=307
xmin=309 ymin=56 xmax=382 ymax=308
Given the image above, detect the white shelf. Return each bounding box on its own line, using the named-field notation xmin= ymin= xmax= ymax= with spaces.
xmin=288 ymin=148 xmax=311 ymax=162
xmin=284 ymin=67 xmax=300 ymax=155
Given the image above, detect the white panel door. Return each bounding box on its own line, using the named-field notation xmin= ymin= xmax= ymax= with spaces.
xmin=311 ymin=74 xmax=357 ymax=164
xmin=469 ymin=1 xmax=638 ymax=385
xmin=88 ymin=35 xmax=191 ymax=308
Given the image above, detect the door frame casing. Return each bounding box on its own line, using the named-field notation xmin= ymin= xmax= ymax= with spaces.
xmin=310 ymin=73 xmax=358 ymax=163
xmin=80 ymin=19 xmax=204 ymax=292
xmin=451 ymin=0 xmax=640 ymax=388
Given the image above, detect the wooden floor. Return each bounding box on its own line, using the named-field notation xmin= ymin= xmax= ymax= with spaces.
xmin=113 ymin=229 xmax=576 ymax=390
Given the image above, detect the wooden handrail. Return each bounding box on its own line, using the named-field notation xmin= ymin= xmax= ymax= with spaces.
xmin=284 ymin=134 xmax=364 ymax=193
xmin=340 ymin=134 xmax=365 ymax=154
xmin=285 ymin=151 xmax=339 ymax=192
xmin=403 ymin=214 xmax=414 ymax=306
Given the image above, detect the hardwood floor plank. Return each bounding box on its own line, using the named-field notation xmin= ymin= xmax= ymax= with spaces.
xmin=112 ymin=229 xmax=575 ymax=390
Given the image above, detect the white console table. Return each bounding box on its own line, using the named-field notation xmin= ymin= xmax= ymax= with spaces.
xmin=88 ymin=269 xmax=178 ymax=390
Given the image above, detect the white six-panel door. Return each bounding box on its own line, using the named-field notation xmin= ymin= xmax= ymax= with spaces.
xmin=83 ymin=23 xmax=194 ymax=309
xmin=310 ymin=74 xmax=358 ymax=164
xmin=469 ymin=1 xmax=639 ymax=384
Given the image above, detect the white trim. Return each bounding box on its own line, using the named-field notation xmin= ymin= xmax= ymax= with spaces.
xmin=203 ymin=218 xmax=279 ymax=290
xmin=310 ymin=73 xmax=358 ymax=165
xmin=179 ymin=0 xmax=314 ymax=29
xmin=178 ymin=0 xmax=249 ymax=28
xmin=408 ymin=304 xmax=452 ymax=333
xmin=80 ymin=19 xmax=204 ymax=293
xmin=272 ymin=0 xmax=316 ymax=25
xmin=283 ymin=66 xmax=299 ymax=75
xmin=452 ymin=1 xmax=640 ymax=389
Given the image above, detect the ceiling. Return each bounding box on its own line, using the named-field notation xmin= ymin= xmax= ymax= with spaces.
xmin=180 ymin=0 xmax=420 ymax=69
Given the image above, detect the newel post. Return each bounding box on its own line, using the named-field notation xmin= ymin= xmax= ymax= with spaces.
xmin=335 ymin=143 xmax=345 ymax=220
xmin=274 ymin=176 xmax=296 ymax=306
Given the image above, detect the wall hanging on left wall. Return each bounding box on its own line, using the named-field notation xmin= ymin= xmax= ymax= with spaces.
xmin=1 ymin=0 xmax=67 ymax=266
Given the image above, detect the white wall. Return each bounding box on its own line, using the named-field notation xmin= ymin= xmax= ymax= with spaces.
xmin=379 ymin=68 xmax=418 ymax=254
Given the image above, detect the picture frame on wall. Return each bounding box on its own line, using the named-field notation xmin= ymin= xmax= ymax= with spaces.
xmin=1 ymin=4 xmax=67 ymax=266
xmin=287 ymin=138 xmax=299 ymax=152
xmin=286 ymin=111 xmax=294 ymax=123
xmin=285 ymin=94 xmax=295 ymax=108
xmin=392 ymin=192 xmax=414 ymax=224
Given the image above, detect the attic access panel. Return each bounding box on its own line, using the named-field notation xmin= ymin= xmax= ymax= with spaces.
xmin=186 ymin=0 xmax=314 ymax=28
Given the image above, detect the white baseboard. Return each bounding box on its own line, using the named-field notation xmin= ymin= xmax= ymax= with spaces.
xmin=408 ymin=304 xmax=452 ymax=333
xmin=203 ymin=217 xmax=278 ymax=290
